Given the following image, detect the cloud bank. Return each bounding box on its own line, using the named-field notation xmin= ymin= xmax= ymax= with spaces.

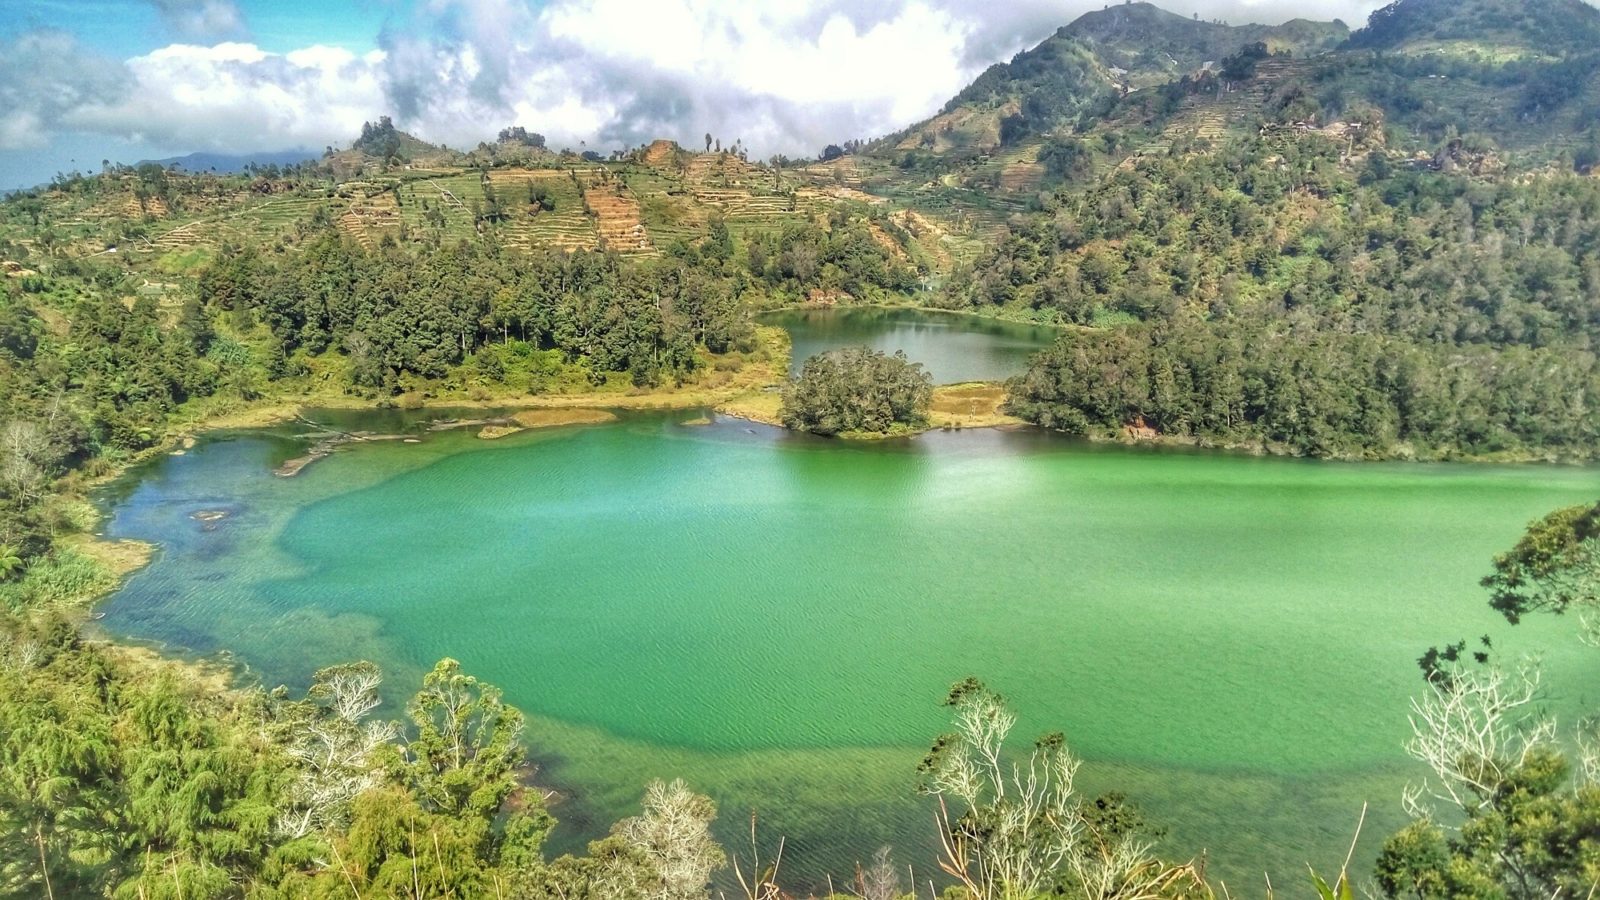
xmin=10 ymin=0 xmax=1402 ymax=167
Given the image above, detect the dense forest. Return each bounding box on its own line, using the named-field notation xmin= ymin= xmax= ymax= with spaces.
xmin=779 ymin=347 xmax=932 ymax=436
xmin=196 ymin=208 xmax=913 ymax=394
xmin=953 ymin=127 xmax=1600 ymax=457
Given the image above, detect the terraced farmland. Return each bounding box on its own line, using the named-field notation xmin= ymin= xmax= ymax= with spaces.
xmin=487 ymin=169 xmax=598 ymax=252
xmin=582 ymin=184 xmax=653 ymax=254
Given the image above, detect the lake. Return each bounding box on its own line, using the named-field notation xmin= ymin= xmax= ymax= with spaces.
xmin=758 ymin=306 xmax=1058 ymax=383
xmin=95 ymin=311 xmax=1600 ymax=892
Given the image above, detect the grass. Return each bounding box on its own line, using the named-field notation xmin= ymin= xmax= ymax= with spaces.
xmin=509 ymin=408 xmax=618 ymax=428
xmin=154 ymin=248 xmax=213 ymax=275
xmin=714 ymin=391 xmax=783 ymax=426
xmin=0 ymin=547 xmax=125 ymax=610
xmin=928 ymin=382 xmax=1022 ymax=429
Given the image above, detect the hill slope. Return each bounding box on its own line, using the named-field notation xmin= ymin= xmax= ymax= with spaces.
xmin=878 ymin=2 xmax=1346 ymax=158
xmin=1348 ymin=0 xmax=1600 ymax=56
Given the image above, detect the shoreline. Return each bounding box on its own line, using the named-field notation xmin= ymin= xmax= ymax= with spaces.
xmin=1063 ymin=425 xmax=1591 ymax=465
xmin=60 ymin=306 xmax=1588 ymax=704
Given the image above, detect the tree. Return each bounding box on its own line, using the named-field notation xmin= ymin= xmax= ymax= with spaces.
xmin=404 ymin=657 xmax=527 ymax=819
xmin=0 ymin=421 xmax=54 ymax=510
xmin=498 ymin=126 xmax=547 ymax=149
xmin=857 ymin=846 xmax=900 ymax=900
xmin=1379 ymin=659 xmax=1600 ymax=900
xmin=613 ymin=779 xmax=725 ymax=900
xmin=918 ymin=678 xmax=1201 ymax=900
xmin=355 ymin=116 xmax=402 ymax=159
xmin=779 ymin=347 xmax=932 ymax=436
xmin=1378 ymin=504 xmax=1600 ymax=900
xmin=275 ymin=661 xmax=397 ymax=839
xmin=1481 ymin=501 xmax=1600 ymax=628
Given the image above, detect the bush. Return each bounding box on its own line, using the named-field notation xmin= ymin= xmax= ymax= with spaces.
xmin=0 ymin=549 xmax=117 ymax=609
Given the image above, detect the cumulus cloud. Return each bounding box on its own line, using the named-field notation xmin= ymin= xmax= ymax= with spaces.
xmin=67 ymin=42 xmax=385 ymax=153
xmin=13 ymin=0 xmax=1545 ymax=166
xmin=147 ymin=0 xmax=249 ymax=40
xmin=0 ymin=31 xmax=130 ymax=151
xmin=378 ymin=0 xmax=992 ymax=157
xmin=351 ymin=0 xmax=1401 ymax=155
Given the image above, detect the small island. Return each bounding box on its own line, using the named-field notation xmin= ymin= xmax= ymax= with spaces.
xmin=779 ymin=346 xmax=933 ymax=437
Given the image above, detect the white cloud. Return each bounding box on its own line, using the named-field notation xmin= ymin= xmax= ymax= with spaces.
xmin=0 ymin=30 xmax=128 ymax=151
xmin=378 ymin=0 xmax=1016 ymax=156
xmin=17 ymin=0 xmax=1590 ymax=169
xmin=63 ymin=42 xmax=385 ymax=153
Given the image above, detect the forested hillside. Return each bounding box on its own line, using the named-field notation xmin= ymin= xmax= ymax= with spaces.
xmin=880 ymin=1 xmax=1346 ymax=158
xmin=958 ymin=128 xmax=1600 ymax=458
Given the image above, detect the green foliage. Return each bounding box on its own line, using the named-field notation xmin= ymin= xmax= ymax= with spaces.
xmin=1481 ymin=501 xmax=1600 ymax=623
xmin=918 ymin=678 xmax=1206 ymax=900
xmin=194 ymin=212 xmax=908 ymax=394
xmin=780 ymin=347 xmax=933 ymax=436
xmin=1380 ymin=501 xmax=1600 ymax=900
xmin=404 ymin=657 xmax=526 ymax=819
xmin=1377 ymin=755 xmax=1600 ymax=900
xmin=0 ymin=611 xmax=285 ymax=898
xmin=353 ymin=116 xmax=404 ymax=160
xmin=1311 ymin=869 xmax=1355 ymax=900
xmin=0 ymin=549 xmax=118 ymax=610
xmin=1350 ymin=0 xmax=1600 ymax=56
xmin=739 ymin=210 xmax=919 ymax=299
xmin=1007 ymin=317 xmax=1600 ymax=458
xmin=982 ymin=128 xmax=1600 ymax=459
xmin=0 ymin=623 xmax=575 ymax=899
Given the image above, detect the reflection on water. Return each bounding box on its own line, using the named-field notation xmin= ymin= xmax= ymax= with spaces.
xmin=759 ymin=306 xmax=1058 ymax=383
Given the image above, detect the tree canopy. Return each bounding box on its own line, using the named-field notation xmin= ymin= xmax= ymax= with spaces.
xmin=779 ymin=346 xmax=933 ymax=436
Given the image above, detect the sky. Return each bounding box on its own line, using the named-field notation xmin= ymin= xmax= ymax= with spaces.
xmin=0 ymin=0 xmax=1405 ymax=189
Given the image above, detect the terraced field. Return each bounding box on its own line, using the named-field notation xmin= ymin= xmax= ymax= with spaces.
xmin=14 ymin=149 xmax=962 ymax=268
xmin=487 ymin=169 xmax=598 ymax=252
xmin=583 ymin=184 xmax=653 ymax=254
xmin=139 ymin=192 xmax=338 ymax=254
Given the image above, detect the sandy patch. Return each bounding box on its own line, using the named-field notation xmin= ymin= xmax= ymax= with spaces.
xmin=928 ymin=383 xmax=1023 ymax=429
xmin=511 ymin=408 xmax=618 ymax=428
xmin=714 ymin=392 xmax=783 ymax=426
xmin=64 ymin=533 xmax=154 ymax=579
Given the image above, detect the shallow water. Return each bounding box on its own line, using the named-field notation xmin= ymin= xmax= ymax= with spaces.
xmin=758 ymin=306 xmax=1058 ymax=383
xmin=98 ymin=410 xmax=1600 ymax=891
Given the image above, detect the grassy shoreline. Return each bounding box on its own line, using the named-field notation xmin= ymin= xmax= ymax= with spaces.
xmin=61 ymin=327 xmax=792 ymax=610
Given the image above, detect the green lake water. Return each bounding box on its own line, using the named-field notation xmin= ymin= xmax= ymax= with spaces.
xmin=97 ymin=412 xmax=1600 ymax=891
xmin=758 ymin=306 xmax=1058 ymax=383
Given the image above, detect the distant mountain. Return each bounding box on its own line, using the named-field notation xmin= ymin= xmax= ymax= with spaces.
xmin=1346 ymin=0 xmax=1600 ymax=56
xmin=146 ymin=150 xmax=320 ymax=173
xmin=875 ymin=0 xmax=1600 ymax=173
xmin=876 ymin=1 xmax=1346 ymax=157
xmin=1324 ymin=0 xmax=1600 ymax=152
xmin=1064 ymin=3 xmax=1346 ymax=80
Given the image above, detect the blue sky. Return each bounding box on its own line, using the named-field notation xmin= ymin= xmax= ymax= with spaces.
xmin=1 ymin=0 xmax=1400 ymax=191
xmin=2 ymin=0 xmax=391 ymax=56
